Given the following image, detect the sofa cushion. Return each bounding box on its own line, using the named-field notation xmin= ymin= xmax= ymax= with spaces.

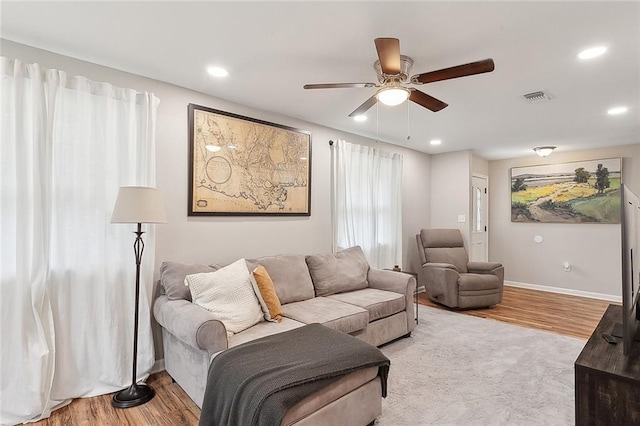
xmin=247 ymin=254 xmax=315 ymax=305
xmin=282 ymin=297 xmax=368 ymax=335
xmin=227 ymin=317 xmax=306 ymax=348
xmin=185 ymin=259 xmax=263 ymax=336
xmin=327 ymin=289 xmax=405 ymax=322
xmin=251 ymin=265 xmax=283 ymax=322
xmin=160 ymin=261 xmax=218 ymax=301
xmin=305 ymin=246 xmax=370 ymax=297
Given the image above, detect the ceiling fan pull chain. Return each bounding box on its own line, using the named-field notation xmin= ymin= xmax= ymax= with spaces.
xmin=407 ymin=100 xmax=411 ymax=140
xmin=376 ymin=102 xmax=379 ymax=143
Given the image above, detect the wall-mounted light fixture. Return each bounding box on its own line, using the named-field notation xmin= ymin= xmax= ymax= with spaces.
xmin=533 ymin=146 xmax=556 ymax=157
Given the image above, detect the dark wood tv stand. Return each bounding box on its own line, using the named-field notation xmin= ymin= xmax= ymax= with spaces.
xmin=574 ymin=304 xmax=640 ymax=425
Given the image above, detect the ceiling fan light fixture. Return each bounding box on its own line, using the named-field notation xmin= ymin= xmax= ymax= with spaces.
xmin=376 ymin=87 xmax=410 ymax=106
xmin=533 ymin=146 xmax=556 ymax=157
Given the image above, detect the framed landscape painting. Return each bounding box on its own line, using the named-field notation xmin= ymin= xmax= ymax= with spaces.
xmin=188 ymin=104 xmax=311 ymax=216
xmin=510 ymin=158 xmax=621 ymax=223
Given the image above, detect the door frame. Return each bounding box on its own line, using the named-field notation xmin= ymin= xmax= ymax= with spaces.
xmin=471 ymin=173 xmax=489 ymax=262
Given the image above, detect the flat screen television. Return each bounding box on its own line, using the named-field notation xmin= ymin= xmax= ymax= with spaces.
xmin=613 ymin=184 xmax=640 ymax=355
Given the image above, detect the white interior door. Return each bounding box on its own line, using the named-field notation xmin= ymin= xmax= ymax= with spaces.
xmin=471 ymin=174 xmax=488 ymax=262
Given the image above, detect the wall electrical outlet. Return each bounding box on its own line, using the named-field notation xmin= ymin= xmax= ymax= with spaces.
xmin=457 ymin=215 xmax=466 ymax=223
xmin=563 ymin=261 xmax=571 ymax=272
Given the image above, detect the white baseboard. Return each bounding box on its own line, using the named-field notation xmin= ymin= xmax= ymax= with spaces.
xmin=150 ymin=359 xmax=165 ymax=374
xmin=505 ymin=280 xmax=621 ymax=303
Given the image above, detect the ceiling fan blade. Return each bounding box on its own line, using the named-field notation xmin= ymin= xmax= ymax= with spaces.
xmin=348 ymin=95 xmax=378 ymax=117
xmin=409 ymin=89 xmax=448 ymax=112
xmin=303 ymin=83 xmax=376 ymax=89
xmin=411 ymin=59 xmax=495 ymax=84
xmin=374 ymin=38 xmax=401 ymax=75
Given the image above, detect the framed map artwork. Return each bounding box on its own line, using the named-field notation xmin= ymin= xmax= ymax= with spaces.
xmin=188 ymin=104 xmax=311 ymax=216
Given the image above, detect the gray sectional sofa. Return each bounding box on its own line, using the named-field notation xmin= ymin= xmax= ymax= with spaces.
xmin=153 ymin=246 xmax=416 ymax=418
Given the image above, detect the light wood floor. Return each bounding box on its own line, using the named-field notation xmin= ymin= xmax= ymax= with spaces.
xmin=417 ymin=285 xmax=613 ymax=340
xmin=33 ymin=286 xmax=613 ymax=425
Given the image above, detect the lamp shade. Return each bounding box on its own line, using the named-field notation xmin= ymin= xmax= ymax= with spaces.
xmin=111 ymin=186 xmax=167 ymax=224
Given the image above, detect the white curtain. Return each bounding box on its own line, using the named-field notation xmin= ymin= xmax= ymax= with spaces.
xmin=332 ymin=139 xmax=403 ymax=269
xmin=0 ymin=58 xmax=159 ymax=424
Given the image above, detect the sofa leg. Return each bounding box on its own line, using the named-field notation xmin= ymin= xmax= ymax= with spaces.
xmin=403 ymin=332 xmax=411 ymax=338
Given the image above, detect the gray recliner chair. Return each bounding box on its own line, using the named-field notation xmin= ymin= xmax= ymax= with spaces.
xmin=416 ymin=228 xmax=504 ymax=309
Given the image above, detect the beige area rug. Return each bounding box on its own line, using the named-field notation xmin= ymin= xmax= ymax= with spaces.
xmin=376 ymin=305 xmax=586 ymax=426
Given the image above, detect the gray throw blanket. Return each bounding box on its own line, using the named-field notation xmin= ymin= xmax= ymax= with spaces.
xmin=199 ymin=323 xmax=390 ymax=426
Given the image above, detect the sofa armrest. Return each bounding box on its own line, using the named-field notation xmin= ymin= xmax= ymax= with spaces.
xmin=367 ymin=268 xmax=416 ymax=333
xmin=153 ymin=295 xmax=228 ymax=354
xmin=367 ymin=268 xmax=414 ymax=295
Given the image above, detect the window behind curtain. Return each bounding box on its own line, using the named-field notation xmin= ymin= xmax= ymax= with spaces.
xmin=331 ymin=139 xmax=403 ymax=269
xmin=0 ymin=58 xmax=158 ymax=424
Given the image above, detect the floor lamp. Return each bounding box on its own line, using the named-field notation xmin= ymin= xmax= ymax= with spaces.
xmin=111 ymin=186 xmax=167 ymax=408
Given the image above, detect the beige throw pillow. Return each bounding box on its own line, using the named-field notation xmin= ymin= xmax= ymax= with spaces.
xmin=306 ymin=246 xmax=370 ymax=297
xmin=185 ymin=258 xmax=263 ymax=336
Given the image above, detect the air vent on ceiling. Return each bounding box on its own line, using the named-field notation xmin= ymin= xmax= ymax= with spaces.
xmin=523 ymin=90 xmax=553 ymax=103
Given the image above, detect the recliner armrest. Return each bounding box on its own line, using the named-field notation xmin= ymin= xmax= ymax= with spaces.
xmin=423 ymin=262 xmax=459 ymax=272
xmin=153 ymin=295 xmax=228 ymax=354
xmin=467 ymin=262 xmax=504 ymax=284
xmin=421 ymin=263 xmax=459 ymax=299
xmin=467 ymin=262 xmax=503 ymax=273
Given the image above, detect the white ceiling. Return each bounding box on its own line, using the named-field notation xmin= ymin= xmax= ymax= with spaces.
xmin=2 ymin=1 xmax=639 ymax=160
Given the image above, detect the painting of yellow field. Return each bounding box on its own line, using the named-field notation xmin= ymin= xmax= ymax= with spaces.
xmin=511 ymin=158 xmax=621 ymax=223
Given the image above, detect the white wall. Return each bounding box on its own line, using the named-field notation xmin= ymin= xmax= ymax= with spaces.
xmin=2 ymin=39 xmax=432 ymax=356
xmin=430 ymin=150 xmax=472 ymax=248
xmin=472 ymin=155 xmax=489 ymax=176
xmin=489 ymin=143 xmax=640 ymax=298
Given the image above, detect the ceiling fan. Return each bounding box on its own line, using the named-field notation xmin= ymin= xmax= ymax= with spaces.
xmin=303 ymin=37 xmax=495 ymax=117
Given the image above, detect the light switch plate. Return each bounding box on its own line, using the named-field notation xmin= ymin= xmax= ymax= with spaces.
xmin=457 ymin=215 xmax=466 ymax=223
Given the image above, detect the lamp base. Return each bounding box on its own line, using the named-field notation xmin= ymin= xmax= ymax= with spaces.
xmin=112 ymin=383 xmax=155 ymax=408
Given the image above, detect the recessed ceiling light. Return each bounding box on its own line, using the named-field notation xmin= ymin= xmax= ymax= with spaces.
xmin=607 ymin=106 xmax=629 ymax=115
xmin=353 ymin=115 xmax=367 ymax=122
xmin=578 ymin=46 xmax=607 ymax=60
xmin=207 ymin=66 xmax=229 ymax=78
xmin=430 ymin=139 xmax=442 ymax=145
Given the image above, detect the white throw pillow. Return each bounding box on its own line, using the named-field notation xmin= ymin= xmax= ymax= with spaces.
xmin=185 ymin=258 xmax=263 ymax=336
